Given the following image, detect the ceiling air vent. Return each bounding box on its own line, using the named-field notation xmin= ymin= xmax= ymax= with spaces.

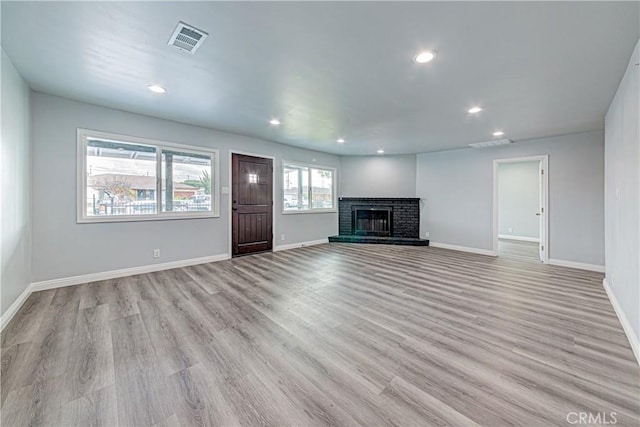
xmin=168 ymin=21 xmax=208 ymax=54
xmin=469 ymin=138 xmax=513 ymax=148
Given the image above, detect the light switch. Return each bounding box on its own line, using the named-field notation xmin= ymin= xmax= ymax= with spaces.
xmin=222 ymin=186 xmax=230 ymax=195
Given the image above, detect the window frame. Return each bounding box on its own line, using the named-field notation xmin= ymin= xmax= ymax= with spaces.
xmin=281 ymin=160 xmax=337 ymax=215
xmin=77 ymin=128 xmax=220 ymax=223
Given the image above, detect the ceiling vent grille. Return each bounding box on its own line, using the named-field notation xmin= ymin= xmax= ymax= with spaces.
xmin=168 ymin=21 xmax=208 ymax=54
xmin=468 ymin=138 xmax=513 ymax=148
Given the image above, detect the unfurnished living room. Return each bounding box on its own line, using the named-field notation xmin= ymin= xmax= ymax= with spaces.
xmin=1 ymin=1 xmax=639 ymax=426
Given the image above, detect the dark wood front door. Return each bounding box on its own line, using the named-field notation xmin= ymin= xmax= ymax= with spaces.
xmin=232 ymin=154 xmax=273 ymax=256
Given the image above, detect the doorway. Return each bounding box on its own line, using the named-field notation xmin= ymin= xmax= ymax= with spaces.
xmin=493 ymin=155 xmax=548 ymax=262
xmin=231 ymin=153 xmax=273 ymax=257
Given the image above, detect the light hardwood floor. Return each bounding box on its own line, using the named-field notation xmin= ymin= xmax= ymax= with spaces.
xmin=2 ymin=244 xmax=638 ymax=426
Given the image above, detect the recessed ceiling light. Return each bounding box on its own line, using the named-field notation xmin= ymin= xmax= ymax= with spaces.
xmin=337 ymin=138 xmax=345 ymax=144
xmin=147 ymin=84 xmax=167 ymax=94
xmin=377 ymin=149 xmax=385 ymax=154
xmin=493 ymin=131 xmax=505 ymax=136
xmin=468 ymin=106 xmax=483 ymax=114
xmin=414 ymin=51 xmax=436 ymax=63
xmin=269 ymin=118 xmax=281 ymax=126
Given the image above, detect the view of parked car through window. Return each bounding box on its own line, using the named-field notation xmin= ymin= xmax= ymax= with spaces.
xmin=283 ymin=162 xmax=334 ymax=212
xmin=82 ymin=133 xmax=215 ymax=220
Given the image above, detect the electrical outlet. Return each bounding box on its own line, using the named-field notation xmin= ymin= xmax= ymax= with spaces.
xmin=425 ymin=231 xmax=430 ymax=238
xmin=508 ymin=227 xmax=513 ymax=233
xmin=280 ymin=234 xmax=285 ymax=241
xmin=153 ymin=249 xmax=160 ymax=258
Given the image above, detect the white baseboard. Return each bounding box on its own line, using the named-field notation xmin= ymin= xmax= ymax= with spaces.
xmin=30 ymin=254 xmax=231 ymax=292
xmin=429 ymin=242 xmax=496 ymax=257
xmin=498 ymin=234 xmax=540 ymax=243
xmin=546 ymin=258 xmax=605 ymax=273
xmin=1 ymin=254 xmax=230 ymax=332
xmin=274 ymin=238 xmax=328 ymax=252
xmin=0 ymin=285 xmax=33 ymax=332
xmin=603 ymin=278 xmax=640 ymax=366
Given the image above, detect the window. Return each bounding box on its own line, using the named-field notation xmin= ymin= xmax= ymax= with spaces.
xmin=77 ymin=129 xmax=219 ymax=222
xmin=283 ymin=161 xmax=336 ymax=213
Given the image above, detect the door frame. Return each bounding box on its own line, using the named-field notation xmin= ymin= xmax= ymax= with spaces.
xmin=492 ymin=154 xmax=549 ymax=262
xmin=228 ymin=150 xmax=276 ymax=257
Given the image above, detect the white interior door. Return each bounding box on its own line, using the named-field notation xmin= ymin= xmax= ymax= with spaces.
xmin=537 ymin=159 xmax=548 ymax=262
xmin=538 ymin=161 xmax=544 ymax=261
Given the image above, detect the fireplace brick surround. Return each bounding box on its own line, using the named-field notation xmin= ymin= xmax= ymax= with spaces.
xmin=329 ymin=197 xmax=428 ymax=246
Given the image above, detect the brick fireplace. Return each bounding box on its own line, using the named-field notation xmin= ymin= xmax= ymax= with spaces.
xmin=329 ymin=197 xmax=428 ymax=245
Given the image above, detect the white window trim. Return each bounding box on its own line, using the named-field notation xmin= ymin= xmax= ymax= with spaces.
xmin=282 ymin=160 xmax=337 ymax=215
xmin=77 ymin=128 xmax=220 ymax=223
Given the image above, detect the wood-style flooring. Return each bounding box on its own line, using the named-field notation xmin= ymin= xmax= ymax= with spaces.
xmin=2 ymin=243 xmax=638 ymax=426
xmin=498 ymin=238 xmax=540 ymax=260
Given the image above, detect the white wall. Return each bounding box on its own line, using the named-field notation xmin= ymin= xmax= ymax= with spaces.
xmin=31 ymin=93 xmax=339 ymax=283
xmin=498 ymin=161 xmax=540 ymax=239
xmin=339 ymin=155 xmax=416 ymax=197
xmin=416 ymin=131 xmax=604 ymax=265
xmin=604 ymin=40 xmax=639 ymax=351
xmin=1 ymin=50 xmax=32 ymax=316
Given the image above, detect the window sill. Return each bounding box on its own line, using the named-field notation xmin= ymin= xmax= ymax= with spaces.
xmin=281 ymin=209 xmax=337 ymax=215
xmin=77 ymin=212 xmax=220 ymax=224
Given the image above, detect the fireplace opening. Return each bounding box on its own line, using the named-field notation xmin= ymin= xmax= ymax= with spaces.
xmin=352 ymin=206 xmax=392 ymax=237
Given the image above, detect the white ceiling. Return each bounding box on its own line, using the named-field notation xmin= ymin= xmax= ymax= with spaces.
xmin=2 ymin=1 xmax=638 ymax=155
